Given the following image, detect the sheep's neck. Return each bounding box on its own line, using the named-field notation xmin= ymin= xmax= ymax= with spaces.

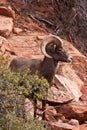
xmin=41 ymin=57 xmax=58 ymax=83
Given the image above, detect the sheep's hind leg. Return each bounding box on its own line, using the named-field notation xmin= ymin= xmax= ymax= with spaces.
xmin=42 ymin=99 xmax=46 ymax=120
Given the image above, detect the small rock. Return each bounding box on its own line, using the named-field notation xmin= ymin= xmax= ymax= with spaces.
xmin=46 ymin=121 xmax=80 ymax=130
xmin=25 ymin=98 xmax=34 ymax=120
xmin=0 ymin=15 xmax=13 ymax=37
xmin=0 ymin=36 xmax=6 ymax=46
xmin=81 ymin=86 xmax=87 ymax=101
xmin=0 ymin=6 xmax=15 ymax=19
xmin=45 ymin=105 xmax=57 ymax=121
xmin=13 ymin=27 xmax=23 ymax=34
xmin=69 ymin=119 xmax=79 ymax=126
xmin=36 ymin=35 xmax=46 ymax=40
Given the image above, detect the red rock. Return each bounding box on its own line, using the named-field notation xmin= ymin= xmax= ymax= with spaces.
xmin=0 ymin=15 xmax=13 ymax=37
xmin=81 ymin=86 xmax=87 ymax=101
xmin=47 ymin=85 xmax=74 ymax=104
xmin=45 ymin=105 xmax=57 ymax=121
xmin=46 ymin=121 xmax=80 ymax=130
xmin=0 ymin=36 xmax=6 ymax=46
xmin=80 ymin=124 xmax=87 ymax=130
xmin=0 ymin=6 xmax=15 ymax=19
xmin=36 ymin=35 xmax=46 ymax=40
xmin=61 ymin=40 xmax=87 ymax=86
xmin=56 ymin=63 xmax=84 ymax=90
xmin=54 ymin=74 xmax=82 ymax=102
xmin=57 ymin=101 xmax=87 ymax=123
xmin=0 ymin=0 xmax=9 ymax=6
xmin=13 ymin=27 xmax=23 ymax=34
xmin=68 ymin=119 xmax=79 ymax=126
xmin=25 ymin=98 xmax=34 ymax=119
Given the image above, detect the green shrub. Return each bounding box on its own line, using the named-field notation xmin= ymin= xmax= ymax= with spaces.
xmin=0 ymin=56 xmax=49 ymax=130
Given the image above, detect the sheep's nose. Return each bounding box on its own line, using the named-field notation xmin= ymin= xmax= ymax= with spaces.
xmin=67 ymin=56 xmax=73 ymax=62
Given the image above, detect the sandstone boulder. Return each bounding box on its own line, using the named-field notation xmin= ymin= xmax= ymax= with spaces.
xmin=56 ymin=101 xmax=87 ymax=124
xmin=0 ymin=15 xmax=13 ymax=37
xmin=46 ymin=121 xmax=80 ymax=130
xmin=47 ymin=74 xmax=82 ymax=105
xmin=0 ymin=36 xmax=6 ymax=46
xmin=0 ymin=6 xmax=15 ymax=19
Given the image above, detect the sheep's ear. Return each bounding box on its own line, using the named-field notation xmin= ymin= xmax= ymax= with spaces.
xmin=50 ymin=44 xmax=56 ymax=53
xmin=53 ymin=44 xmax=56 ymax=50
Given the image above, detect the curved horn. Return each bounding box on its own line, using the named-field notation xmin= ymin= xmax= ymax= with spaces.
xmin=41 ymin=35 xmax=63 ymax=58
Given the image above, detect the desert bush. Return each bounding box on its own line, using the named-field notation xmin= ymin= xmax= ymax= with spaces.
xmin=0 ymin=56 xmax=49 ymax=130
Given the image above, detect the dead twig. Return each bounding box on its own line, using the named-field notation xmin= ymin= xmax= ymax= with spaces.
xmin=27 ymin=13 xmax=57 ymax=32
xmin=35 ymin=17 xmax=55 ymax=27
xmin=52 ymin=0 xmax=60 ymax=11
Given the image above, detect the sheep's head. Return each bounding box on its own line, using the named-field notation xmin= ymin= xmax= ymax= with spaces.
xmin=41 ymin=35 xmax=73 ymax=62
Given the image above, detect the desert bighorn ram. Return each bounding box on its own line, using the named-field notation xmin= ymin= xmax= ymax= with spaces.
xmin=9 ymin=35 xmax=73 ymax=119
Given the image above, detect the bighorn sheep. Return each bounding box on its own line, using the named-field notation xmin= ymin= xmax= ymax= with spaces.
xmin=9 ymin=35 xmax=73 ymax=119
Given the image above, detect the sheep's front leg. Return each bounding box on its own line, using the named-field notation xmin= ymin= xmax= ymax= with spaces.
xmin=34 ymin=98 xmax=37 ymax=118
xmin=42 ymin=89 xmax=48 ymax=120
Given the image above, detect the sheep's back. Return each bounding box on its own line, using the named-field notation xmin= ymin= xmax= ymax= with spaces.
xmin=9 ymin=57 xmax=42 ymax=73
